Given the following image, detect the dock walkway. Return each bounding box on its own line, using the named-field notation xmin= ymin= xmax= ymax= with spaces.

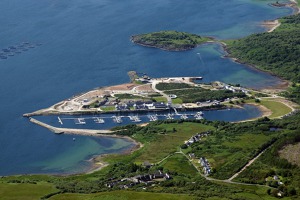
xmin=29 ymin=117 xmax=114 ymax=135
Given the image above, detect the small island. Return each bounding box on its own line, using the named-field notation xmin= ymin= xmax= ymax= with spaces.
xmin=131 ymin=30 xmax=212 ymax=51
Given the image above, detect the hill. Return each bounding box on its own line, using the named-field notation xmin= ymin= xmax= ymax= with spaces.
xmin=226 ymin=14 xmax=300 ymax=83
xmin=131 ymin=30 xmax=211 ymax=51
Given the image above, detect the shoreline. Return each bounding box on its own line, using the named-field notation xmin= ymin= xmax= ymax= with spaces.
xmin=261 ymin=19 xmax=281 ymax=33
xmin=15 ymin=120 xmax=143 ymax=177
xmin=130 ymin=36 xmax=215 ymax=52
xmin=17 ymin=1 xmax=299 ymax=177
xmin=236 ymin=103 xmax=272 ymax=123
xmin=219 ymin=41 xmax=290 ymax=92
xmin=268 ymin=0 xmax=300 ymax=15
xmin=262 ymin=0 xmax=299 ymax=32
xmin=86 ymin=137 xmax=144 ymax=175
xmin=64 ymin=136 xmax=143 ymax=176
xmin=131 ymin=38 xmax=214 ymax=52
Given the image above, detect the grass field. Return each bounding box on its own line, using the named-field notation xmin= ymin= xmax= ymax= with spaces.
xmin=223 ymin=134 xmax=270 ymax=150
xmin=246 ymin=99 xmax=292 ymax=118
xmin=279 ymin=142 xmax=300 ymax=167
xmin=208 ymin=182 xmax=293 ymax=200
xmin=114 ymin=93 xmax=145 ymax=99
xmin=49 ymin=191 xmax=195 ymax=200
xmin=189 ymin=131 xmax=278 ymax=179
xmin=134 ymin=123 xmax=214 ymax=163
xmin=0 ymin=182 xmax=58 ymax=200
xmin=172 ymin=98 xmax=183 ymax=104
xmin=259 ymin=99 xmax=292 ymax=118
xmin=158 ymin=153 xmax=198 ymax=176
xmin=100 ymin=106 xmax=116 ymax=111
xmin=153 ymin=96 xmax=168 ymax=103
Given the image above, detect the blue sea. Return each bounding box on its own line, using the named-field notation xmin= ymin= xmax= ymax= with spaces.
xmin=0 ymin=0 xmax=292 ymax=175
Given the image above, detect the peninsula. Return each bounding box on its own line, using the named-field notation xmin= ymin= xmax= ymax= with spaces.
xmin=24 ymin=72 xmax=283 ymax=119
xmin=131 ymin=30 xmax=212 ymax=51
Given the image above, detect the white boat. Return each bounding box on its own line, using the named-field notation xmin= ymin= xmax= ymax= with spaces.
xmin=166 ymin=114 xmax=174 ymax=120
xmin=181 ymin=114 xmax=188 ymax=120
xmin=194 ymin=112 xmax=204 ymax=120
xmin=94 ymin=117 xmax=105 ymax=124
xmin=148 ymin=115 xmax=158 ymax=121
xmin=132 ymin=115 xmax=141 ymax=122
xmin=112 ymin=116 xmax=122 ymax=124
xmin=75 ymin=118 xmax=86 ymax=124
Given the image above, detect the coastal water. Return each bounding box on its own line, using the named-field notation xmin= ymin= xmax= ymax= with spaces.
xmin=36 ymin=105 xmax=262 ymax=131
xmin=0 ymin=0 xmax=292 ymax=175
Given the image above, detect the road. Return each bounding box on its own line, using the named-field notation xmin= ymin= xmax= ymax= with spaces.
xmin=171 ymin=148 xmax=272 ymax=188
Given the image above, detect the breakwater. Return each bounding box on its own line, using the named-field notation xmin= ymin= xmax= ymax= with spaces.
xmin=29 ymin=117 xmax=114 ymax=135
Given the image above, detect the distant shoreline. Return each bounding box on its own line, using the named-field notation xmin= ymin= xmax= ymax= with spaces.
xmin=262 ymin=0 xmax=299 ymax=32
xmin=219 ymin=41 xmax=289 ymax=92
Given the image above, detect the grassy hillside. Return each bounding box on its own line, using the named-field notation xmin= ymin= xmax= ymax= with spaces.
xmin=1 ymin=117 xmax=300 ymax=199
xmin=49 ymin=191 xmax=194 ymax=200
xmin=226 ymin=14 xmax=300 ymax=83
xmin=0 ymin=182 xmax=59 ymax=200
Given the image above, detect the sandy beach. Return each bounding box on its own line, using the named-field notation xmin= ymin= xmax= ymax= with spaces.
xmin=236 ymin=103 xmax=272 ymax=123
xmin=261 ymin=0 xmax=299 ymax=32
xmin=86 ymin=139 xmax=144 ymax=175
xmin=261 ymin=20 xmax=281 ymax=32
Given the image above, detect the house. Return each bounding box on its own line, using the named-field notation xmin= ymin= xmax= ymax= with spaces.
xmin=199 ymin=157 xmax=212 ymax=175
xmin=115 ymin=103 xmax=129 ymax=111
xmin=133 ymin=101 xmax=153 ymax=110
xmin=153 ymin=102 xmax=168 ymax=109
xmin=107 ymin=171 xmax=172 ymax=189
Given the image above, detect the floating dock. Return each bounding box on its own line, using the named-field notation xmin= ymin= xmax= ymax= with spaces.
xmin=58 ymin=116 xmax=63 ymax=125
xmin=166 ymin=114 xmax=174 ymax=120
xmin=94 ymin=117 xmax=105 ymax=124
xmin=112 ymin=116 xmax=122 ymax=124
xmin=56 ymin=111 xmax=204 ymax=126
xmin=75 ymin=118 xmax=86 ymax=125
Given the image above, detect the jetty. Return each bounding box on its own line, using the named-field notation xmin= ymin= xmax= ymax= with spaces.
xmin=29 ymin=117 xmax=114 ymax=135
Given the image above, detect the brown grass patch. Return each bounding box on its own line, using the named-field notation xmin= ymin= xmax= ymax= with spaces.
xmin=279 ymin=142 xmax=300 ymax=167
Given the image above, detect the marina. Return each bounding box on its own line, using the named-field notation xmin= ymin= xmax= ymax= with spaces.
xmin=53 ymin=111 xmax=205 ymax=127
xmin=38 ymin=104 xmax=262 ymax=130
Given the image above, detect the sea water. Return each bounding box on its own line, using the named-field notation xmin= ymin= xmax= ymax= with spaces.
xmin=0 ymin=0 xmax=292 ymax=175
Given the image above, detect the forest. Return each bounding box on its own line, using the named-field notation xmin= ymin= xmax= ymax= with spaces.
xmin=227 ymin=14 xmax=300 ymax=83
xmin=131 ymin=31 xmax=211 ymax=51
